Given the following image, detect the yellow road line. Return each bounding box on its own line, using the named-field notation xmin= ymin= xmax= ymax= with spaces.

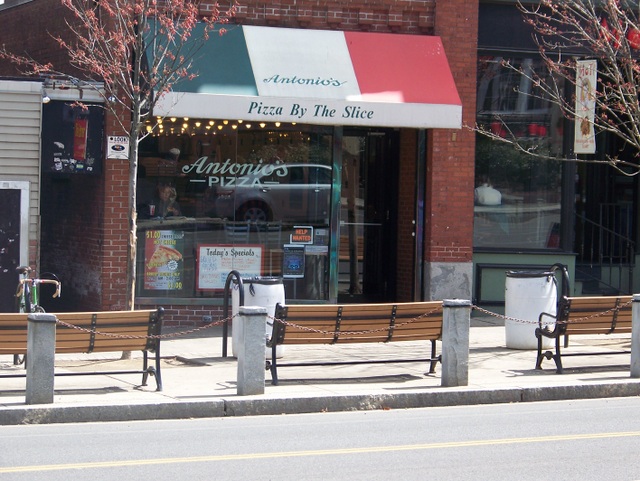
xmin=2 ymin=431 xmax=640 ymax=473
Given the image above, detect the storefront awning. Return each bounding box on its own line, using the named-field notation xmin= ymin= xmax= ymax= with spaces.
xmin=154 ymin=25 xmax=462 ymax=129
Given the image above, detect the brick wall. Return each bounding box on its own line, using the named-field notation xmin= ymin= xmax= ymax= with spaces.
xmin=0 ymin=0 xmax=84 ymax=77
xmin=101 ymin=104 xmax=132 ymax=311
xmin=136 ymin=303 xmax=226 ymax=328
xmin=204 ymin=0 xmax=436 ymax=33
xmin=424 ymin=0 xmax=477 ymax=264
xmin=1 ymin=0 xmax=477 ymax=320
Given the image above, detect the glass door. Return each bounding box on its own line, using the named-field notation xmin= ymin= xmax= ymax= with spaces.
xmin=339 ymin=130 xmax=397 ymax=302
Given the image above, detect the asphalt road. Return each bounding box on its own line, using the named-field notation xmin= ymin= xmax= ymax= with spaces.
xmin=2 ymin=398 xmax=640 ymax=480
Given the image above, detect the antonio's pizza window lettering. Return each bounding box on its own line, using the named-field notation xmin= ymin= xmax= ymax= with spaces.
xmin=135 ymin=120 xmax=333 ymax=302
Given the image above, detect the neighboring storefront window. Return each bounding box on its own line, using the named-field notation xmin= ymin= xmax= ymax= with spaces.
xmin=135 ymin=120 xmax=333 ymax=301
xmin=474 ymin=56 xmax=563 ymax=249
xmin=42 ymin=101 xmax=104 ymax=175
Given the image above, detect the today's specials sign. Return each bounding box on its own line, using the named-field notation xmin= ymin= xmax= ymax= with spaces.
xmin=197 ymin=244 xmax=263 ymax=290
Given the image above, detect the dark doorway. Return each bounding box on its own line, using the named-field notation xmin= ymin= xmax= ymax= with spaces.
xmin=574 ymin=156 xmax=637 ymax=295
xmin=0 ymin=189 xmax=21 ymax=312
xmin=339 ymin=130 xmax=398 ymax=303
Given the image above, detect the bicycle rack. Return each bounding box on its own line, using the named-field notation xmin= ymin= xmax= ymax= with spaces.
xmin=222 ymin=270 xmax=244 ymax=358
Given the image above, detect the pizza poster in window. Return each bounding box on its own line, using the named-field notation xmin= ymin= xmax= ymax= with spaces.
xmin=144 ymin=230 xmax=185 ymax=291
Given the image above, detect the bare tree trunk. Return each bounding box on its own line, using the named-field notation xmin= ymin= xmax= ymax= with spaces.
xmin=122 ymin=124 xmax=140 ymax=361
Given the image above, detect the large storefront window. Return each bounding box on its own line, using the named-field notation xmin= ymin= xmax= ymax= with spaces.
xmin=474 ymin=56 xmax=563 ymax=249
xmin=135 ymin=120 xmax=333 ymax=301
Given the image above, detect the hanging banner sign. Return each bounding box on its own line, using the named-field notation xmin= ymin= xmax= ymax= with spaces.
xmin=574 ymin=59 xmax=597 ymax=154
xmin=73 ymin=118 xmax=88 ymax=161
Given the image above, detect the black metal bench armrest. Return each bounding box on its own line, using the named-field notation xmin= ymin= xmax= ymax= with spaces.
xmin=536 ymin=323 xmax=563 ymax=339
xmin=538 ymin=310 xmax=557 ymax=327
xmin=268 ymin=303 xmax=287 ymax=348
xmin=536 ymin=310 xmax=564 ymax=339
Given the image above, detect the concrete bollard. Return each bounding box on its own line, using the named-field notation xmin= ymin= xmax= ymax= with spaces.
xmin=236 ymin=306 xmax=267 ymax=395
xmin=630 ymin=294 xmax=640 ymax=378
xmin=25 ymin=313 xmax=57 ymax=404
xmin=441 ymin=299 xmax=471 ymax=387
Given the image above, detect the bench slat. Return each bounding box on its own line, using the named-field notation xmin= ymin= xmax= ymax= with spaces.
xmin=54 ymin=310 xmax=156 ymax=320
xmin=275 ymin=302 xmax=442 ymax=336
xmin=0 ymin=309 xmax=164 ymax=390
xmin=564 ymin=295 xmax=633 ymax=336
xmin=269 ymin=301 xmax=443 ymax=384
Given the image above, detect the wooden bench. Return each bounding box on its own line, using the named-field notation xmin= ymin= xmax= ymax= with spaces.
xmin=0 ymin=308 xmax=164 ymax=391
xmin=339 ymin=235 xmax=364 ymax=261
xmin=267 ymin=301 xmax=443 ymax=385
xmin=535 ymin=295 xmax=633 ymax=373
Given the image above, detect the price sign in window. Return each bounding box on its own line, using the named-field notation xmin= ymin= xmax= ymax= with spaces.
xmin=282 ymin=244 xmax=305 ymax=279
xmin=144 ymin=230 xmax=185 ymax=291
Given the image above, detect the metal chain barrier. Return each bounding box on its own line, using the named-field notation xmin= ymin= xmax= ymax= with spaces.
xmin=54 ymin=314 xmax=235 ymax=340
xmin=471 ymin=305 xmax=534 ymax=324
xmin=553 ymin=298 xmax=633 ymax=324
xmin=268 ymin=306 xmax=444 ymax=336
xmin=51 ymin=298 xmax=635 ymax=340
xmin=472 ymin=299 xmax=634 ymax=325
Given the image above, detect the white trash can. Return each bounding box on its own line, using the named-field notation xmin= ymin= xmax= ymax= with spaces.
xmin=505 ymin=270 xmax=556 ymax=350
xmin=232 ymin=276 xmax=285 ymax=358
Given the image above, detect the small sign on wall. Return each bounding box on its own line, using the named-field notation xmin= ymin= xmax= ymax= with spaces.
xmin=107 ymin=136 xmax=130 ymax=159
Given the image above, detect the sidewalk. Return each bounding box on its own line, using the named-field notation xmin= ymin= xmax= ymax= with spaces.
xmin=1 ymin=315 xmax=640 ymax=425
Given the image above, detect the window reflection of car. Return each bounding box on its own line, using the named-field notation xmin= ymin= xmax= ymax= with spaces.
xmin=213 ymin=163 xmax=332 ymax=223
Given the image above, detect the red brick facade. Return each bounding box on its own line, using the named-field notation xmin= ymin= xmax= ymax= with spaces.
xmin=204 ymin=1 xmax=436 ymax=33
xmin=426 ymin=1 xmax=477 ymax=265
xmin=0 ymin=0 xmax=477 ymax=321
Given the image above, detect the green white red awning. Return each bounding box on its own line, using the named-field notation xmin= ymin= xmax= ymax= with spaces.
xmin=154 ymin=25 xmax=462 ymax=129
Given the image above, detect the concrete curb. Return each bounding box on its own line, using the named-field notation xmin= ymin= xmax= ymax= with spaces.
xmin=3 ymin=381 xmax=640 ymax=425
xmin=0 ymin=400 xmax=227 ymax=425
xmin=521 ymin=381 xmax=640 ymax=403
